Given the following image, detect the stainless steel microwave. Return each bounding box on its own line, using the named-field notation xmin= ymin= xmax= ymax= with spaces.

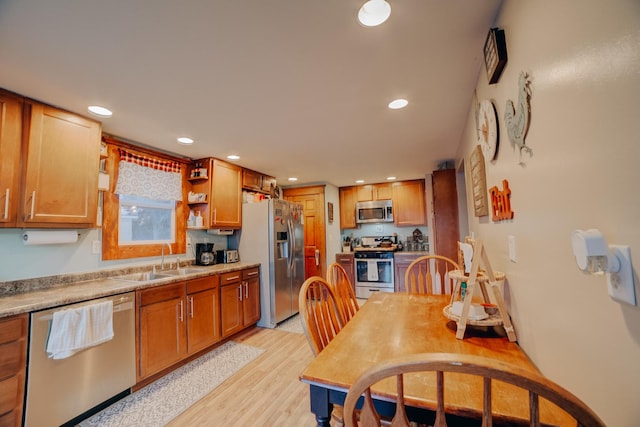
xmin=356 ymin=200 xmax=393 ymax=224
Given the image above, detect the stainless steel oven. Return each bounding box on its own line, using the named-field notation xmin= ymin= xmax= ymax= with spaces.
xmin=354 ymin=251 xmax=394 ymax=298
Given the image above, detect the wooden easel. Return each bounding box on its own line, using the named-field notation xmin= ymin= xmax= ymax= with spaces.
xmin=452 ymin=239 xmax=517 ymax=342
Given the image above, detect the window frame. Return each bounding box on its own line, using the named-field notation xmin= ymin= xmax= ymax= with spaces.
xmin=101 ymin=138 xmax=188 ymax=261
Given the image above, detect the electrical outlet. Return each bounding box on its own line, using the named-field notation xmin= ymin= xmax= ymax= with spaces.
xmin=508 ymin=235 xmax=516 ymax=262
xmin=606 ymin=245 xmax=636 ymax=306
xmin=92 ymin=240 xmax=101 ymax=254
xmin=186 ymin=235 xmax=192 ymax=248
xmin=375 ymin=225 xmax=383 ymax=232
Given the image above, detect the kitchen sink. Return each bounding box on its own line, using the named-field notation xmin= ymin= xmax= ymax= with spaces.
xmin=113 ymin=272 xmax=174 ymax=282
xmin=162 ymin=267 xmax=209 ymax=276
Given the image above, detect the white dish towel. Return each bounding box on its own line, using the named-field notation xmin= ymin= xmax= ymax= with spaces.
xmin=366 ymin=260 xmax=379 ymax=281
xmin=46 ymin=300 xmax=114 ymax=360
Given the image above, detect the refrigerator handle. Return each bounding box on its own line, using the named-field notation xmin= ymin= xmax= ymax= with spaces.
xmin=287 ymin=218 xmax=294 ymax=275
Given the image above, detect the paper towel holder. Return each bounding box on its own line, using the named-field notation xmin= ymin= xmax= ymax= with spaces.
xmin=22 ymin=229 xmax=80 ymax=245
xmin=571 ymin=229 xmax=636 ymax=306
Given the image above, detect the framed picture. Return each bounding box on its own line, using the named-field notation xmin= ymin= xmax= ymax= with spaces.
xmin=484 ymin=28 xmax=508 ymax=84
xmin=327 ymin=202 xmax=334 ymax=223
xmin=470 ymin=145 xmax=489 ymax=217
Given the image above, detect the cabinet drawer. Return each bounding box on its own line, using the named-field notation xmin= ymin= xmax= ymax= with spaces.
xmin=0 ymin=342 xmax=21 ymax=382
xmin=220 ymin=271 xmax=242 ymax=286
xmin=0 ymin=316 xmax=26 ymax=346
xmin=0 ymin=375 xmax=19 ymax=417
xmin=187 ymin=275 xmax=219 ymax=294
xmin=242 ymin=268 xmax=259 ymax=280
xmin=139 ymin=283 xmax=185 ymax=306
xmin=335 ymin=253 xmax=354 ymax=263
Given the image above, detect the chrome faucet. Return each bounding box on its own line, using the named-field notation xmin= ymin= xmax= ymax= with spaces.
xmin=161 ymin=243 xmax=172 ymax=270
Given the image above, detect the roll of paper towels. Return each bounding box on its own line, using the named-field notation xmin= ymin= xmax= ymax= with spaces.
xmin=22 ymin=230 xmax=78 ymax=245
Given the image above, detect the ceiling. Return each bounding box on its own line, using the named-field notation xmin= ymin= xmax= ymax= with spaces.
xmin=0 ymin=0 xmax=502 ymax=188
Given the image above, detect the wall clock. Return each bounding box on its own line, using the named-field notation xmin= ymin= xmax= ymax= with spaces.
xmin=477 ymin=99 xmax=499 ymax=161
xmin=484 ymin=27 xmax=508 ymax=84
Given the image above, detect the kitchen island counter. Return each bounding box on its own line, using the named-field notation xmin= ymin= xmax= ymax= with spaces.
xmin=0 ymin=262 xmax=260 ymax=318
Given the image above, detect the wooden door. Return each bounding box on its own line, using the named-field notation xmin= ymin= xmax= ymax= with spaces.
xmin=138 ymin=285 xmax=187 ymax=379
xmin=210 ymin=159 xmax=242 ymax=228
xmin=19 ymin=102 xmax=100 ymax=227
xmin=0 ymin=91 xmax=23 ymax=228
xmin=432 ymin=169 xmax=460 ymax=261
xmin=186 ymin=288 xmax=220 ymax=354
xmin=284 ymin=185 xmax=326 ymax=279
xmin=242 ymin=268 xmax=261 ymax=325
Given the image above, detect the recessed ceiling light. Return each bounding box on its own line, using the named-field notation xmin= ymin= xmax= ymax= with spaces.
xmin=227 ymin=155 xmax=240 ymax=161
xmin=177 ymin=137 xmax=194 ymax=145
xmin=355 ymin=180 xmax=365 ymax=184
xmin=386 ymin=176 xmax=396 ymax=180
xmin=288 ymin=177 xmax=298 ymax=182
xmin=357 ymin=0 xmax=391 ymax=27
xmin=388 ymin=99 xmax=408 ymax=109
xmin=88 ymin=105 xmax=113 ymax=118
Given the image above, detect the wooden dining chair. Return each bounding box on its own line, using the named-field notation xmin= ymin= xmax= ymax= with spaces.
xmin=327 ymin=262 xmax=359 ymax=322
xmin=298 ymin=276 xmax=347 ymax=426
xmin=404 ymin=255 xmax=460 ymax=295
xmin=343 ymin=353 xmax=606 ymax=427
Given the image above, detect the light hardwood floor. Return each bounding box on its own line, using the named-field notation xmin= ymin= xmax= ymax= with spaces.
xmin=167 ymin=325 xmax=334 ymax=427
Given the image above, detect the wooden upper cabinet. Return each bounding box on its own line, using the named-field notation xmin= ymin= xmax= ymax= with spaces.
xmin=242 ymin=169 xmax=262 ymax=192
xmin=0 ymin=90 xmax=23 ymax=228
xmin=392 ymin=179 xmax=426 ymax=226
xmin=209 ymin=158 xmax=242 ymax=228
xmin=357 ymin=183 xmax=392 ymax=202
xmin=18 ymin=101 xmax=101 ymax=227
xmin=191 ymin=158 xmax=242 ymax=229
xmin=339 ymin=186 xmax=357 ymax=229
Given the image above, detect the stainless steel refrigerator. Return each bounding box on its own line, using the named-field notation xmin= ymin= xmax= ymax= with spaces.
xmin=238 ymin=198 xmax=305 ymax=328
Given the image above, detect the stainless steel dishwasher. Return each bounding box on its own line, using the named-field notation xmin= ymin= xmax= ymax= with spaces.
xmin=24 ymin=292 xmax=136 ymax=427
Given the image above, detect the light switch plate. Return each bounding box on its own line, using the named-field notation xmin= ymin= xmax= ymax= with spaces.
xmin=606 ymin=245 xmax=636 ymax=306
xmin=92 ymin=240 xmax=101 ymax=254
xmin=508 ymin=235 xmax=516 ymax=262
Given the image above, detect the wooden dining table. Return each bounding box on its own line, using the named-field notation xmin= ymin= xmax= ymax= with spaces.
xmin=299 ymin=292 xmax=572 ymax=427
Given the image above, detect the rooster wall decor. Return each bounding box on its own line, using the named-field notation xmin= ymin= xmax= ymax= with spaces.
xmin=504 ymin=72 xmax=532 ymax=164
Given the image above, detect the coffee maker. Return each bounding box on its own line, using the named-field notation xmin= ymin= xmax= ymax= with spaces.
xmin=195 ymin=243 xmax=215 ymax=266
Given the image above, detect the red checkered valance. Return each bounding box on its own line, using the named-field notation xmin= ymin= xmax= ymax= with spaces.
xmin=118 ymin=149 xmax=182 ymax=173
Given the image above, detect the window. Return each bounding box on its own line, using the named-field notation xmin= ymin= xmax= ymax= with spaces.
xmin=118 ymin=195 xmax=176 ymax=244
xmin=101 ymin=137 xmax=187 ymax=261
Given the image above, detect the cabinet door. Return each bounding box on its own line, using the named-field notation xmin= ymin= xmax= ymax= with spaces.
xmin=210 ymin=159 xmax=242 ymax=228
xmin=187 ymin=288 xmax=220 ymax=354
xmin=393 ymin=254 xmax=423 ymax=292
xmin=0 ymin=91 xmax=23 ymax=228
xmin=139 ymin=295 xmax=187 ymax=379
xmin=335 ymin=253 xmax=355 ymax=290
xmin=242 ymin=268 xmax=261 ymax=325
xmin=374 ymin=183 xmax=392 ymax=200
xmin=0 ymin=314 xmax=27 ymax=427
xmin=392 ymin=180 xmax=426 ymax=226
xmin=261 ymin=175 xmax=276 ymax=195
xmin=220 ymin=283 xmax=243 ymax=337
xmin=242 ymin=169 xmax=262 ymax=192
xmin=19 ymin=102 xmax=100 ymax=226
xmin=357 ymin=185 xmax=373 ymax=202
xmin=339 ymin=186 xmax=357 ymax=229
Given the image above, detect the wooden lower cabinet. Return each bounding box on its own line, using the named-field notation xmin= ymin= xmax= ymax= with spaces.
xmin=0 ymin=314 xmax=27 ymax=427
xmin=186 ymin=276 xmax=221 ymax=355
xmin=221 ymin=268 xmax=261 ymax=338
xmin=335 ymin=253 xmax=355 ymax=291
xmin=242 ymin=268 xmax=261 ymax=325
xmin=138 ymin=283 xmax=187 ymax=380
xmin=394 ymin=253 xmax=427 ymax=293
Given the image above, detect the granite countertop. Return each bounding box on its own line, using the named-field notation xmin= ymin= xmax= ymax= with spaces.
xmin=0 ymin=262 xmax=260 ymax=319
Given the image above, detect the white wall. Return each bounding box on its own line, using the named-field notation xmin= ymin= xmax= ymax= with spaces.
xmin=458 ymin=1 xmax=640 ymax=425
xmin=325 ymin=184 xmax=342 ymax=271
